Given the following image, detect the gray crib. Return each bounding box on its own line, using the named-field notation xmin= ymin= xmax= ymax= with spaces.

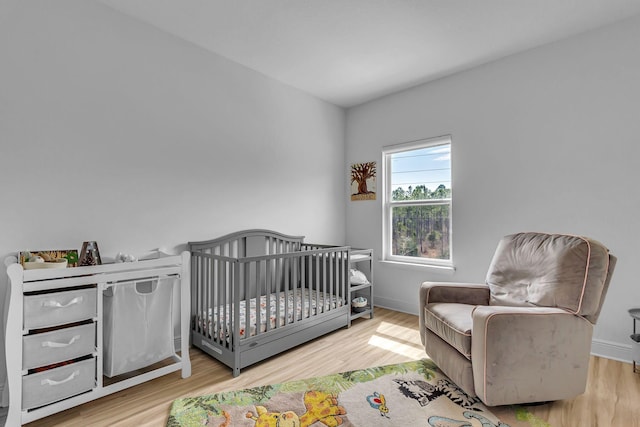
xmin=188 ymin=229 xmax=350 ymax=376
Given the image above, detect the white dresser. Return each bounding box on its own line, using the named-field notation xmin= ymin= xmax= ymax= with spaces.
xmin=3 ymin=253 xmax=191 ymax=426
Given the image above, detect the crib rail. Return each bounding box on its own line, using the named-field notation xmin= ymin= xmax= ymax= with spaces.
xmin=189 ymin=229 xmax=304 ymax=258
xmin=190 ymin=245 xmax=349 ymax=352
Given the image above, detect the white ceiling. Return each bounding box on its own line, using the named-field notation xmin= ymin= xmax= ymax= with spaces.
xmin=98 ymin=0 xmax=640 ymax=107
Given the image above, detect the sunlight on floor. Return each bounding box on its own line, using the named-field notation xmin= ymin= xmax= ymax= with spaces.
xmin=368 ymin=334 xmax=424 ymax=359
xmin=376 ymin=321 xmax=420 ymax=337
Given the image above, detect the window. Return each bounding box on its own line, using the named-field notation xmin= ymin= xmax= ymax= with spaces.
xmin=383 ymin=136 xmax=452 ymax=267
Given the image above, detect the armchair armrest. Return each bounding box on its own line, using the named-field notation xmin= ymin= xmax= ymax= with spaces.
xmin=420 ymin=282 xmax=490 ymax=305
xmin=419 ymin=282 xmax=490 ymax=345
xmin=471 ymin=305 xmax=593 ymax=405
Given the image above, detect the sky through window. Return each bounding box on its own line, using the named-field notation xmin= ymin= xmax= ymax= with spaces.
xmin=390 ymin=144 xmax=451 ymax=192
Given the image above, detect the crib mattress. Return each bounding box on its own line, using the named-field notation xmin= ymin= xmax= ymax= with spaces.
xmin=199 ymin=289 xmax=343 ymax=340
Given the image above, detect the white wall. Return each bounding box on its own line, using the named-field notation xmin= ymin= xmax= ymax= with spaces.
xmin=346 ymin=15 xmax=640 ymax=362
xmin=0 ymin=0 xmax=345 ymax=400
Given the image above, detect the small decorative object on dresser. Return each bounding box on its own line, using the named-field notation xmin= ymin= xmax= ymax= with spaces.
xmin=19 ymin=249 xmax=78 ymax=269
xmin=78 ymin=241 xmax=101 ymax=266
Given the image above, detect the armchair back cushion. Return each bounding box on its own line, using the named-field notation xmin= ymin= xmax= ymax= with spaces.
xmin=486 ymin=232 xmax=612 ymax=323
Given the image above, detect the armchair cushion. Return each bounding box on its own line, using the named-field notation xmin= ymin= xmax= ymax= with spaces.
xmin=486 ymin=233 xmax=610 ymax=320
xmin=424 ymin=303 xmax=474 ymax=359
xmin=419 ymin=282 xmax=489 ymax=346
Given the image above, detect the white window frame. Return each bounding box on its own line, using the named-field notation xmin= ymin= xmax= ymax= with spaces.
xmin=382 ymin=135 xmax=453 ymax=268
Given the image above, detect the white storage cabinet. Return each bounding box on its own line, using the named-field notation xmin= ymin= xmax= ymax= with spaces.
xmin=3 ymin=253 xmax=192 ymax=426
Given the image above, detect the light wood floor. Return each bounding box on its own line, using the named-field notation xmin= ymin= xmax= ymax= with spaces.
xmin=13 ymin=308 xmax=640 ymax=426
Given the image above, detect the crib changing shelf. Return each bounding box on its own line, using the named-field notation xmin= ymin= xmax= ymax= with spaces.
xmin=3 ymin=253 xmax=192 ymax=425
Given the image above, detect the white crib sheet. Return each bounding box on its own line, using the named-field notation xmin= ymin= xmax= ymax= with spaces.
xmin=200 ymin=289 xmax=343 ymax=340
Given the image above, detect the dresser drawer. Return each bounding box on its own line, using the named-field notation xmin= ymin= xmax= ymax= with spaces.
xmin=22 ymin=357 xmax=96 ymax=410
xmin=23 ymin=323 xmax=96 ymax=370
xmin=24 ymin=288 xmax=97 ymax=330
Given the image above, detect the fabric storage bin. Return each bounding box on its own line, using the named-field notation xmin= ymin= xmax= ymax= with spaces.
xmin=103 ymin=277 xmax=176 ymax=377
xmin=22 ymin=357 xmax=96 ymax=410
xmin=23 ymin=323 xmax=96 ymax=370
xmin=24 ymin=288 xmax=97 ymax=330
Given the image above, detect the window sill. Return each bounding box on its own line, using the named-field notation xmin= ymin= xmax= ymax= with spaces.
xmin=379 ymin=259 xmax=456 ymax=275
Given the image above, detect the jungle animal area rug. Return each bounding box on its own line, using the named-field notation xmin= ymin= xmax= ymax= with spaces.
xmin=167 ymin=359 xmax=547 ymax=427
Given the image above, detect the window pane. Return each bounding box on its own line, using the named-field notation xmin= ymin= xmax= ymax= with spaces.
xmin=390 ymin=144 xmax=451 ymax=201
xmin=391 ymin=204 xmax=450 ymax=260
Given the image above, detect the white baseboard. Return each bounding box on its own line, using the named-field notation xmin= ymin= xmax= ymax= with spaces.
xmin=374 ymin=296 xmax=419 ymax=316
xmin=591 ymin=338 xmax=633 ymax=364
xmin=376 ymin=296 xmax=633 ymax=364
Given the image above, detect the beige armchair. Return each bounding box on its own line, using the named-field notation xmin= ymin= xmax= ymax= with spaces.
xmin=419 ymin=232 xmax=616 ymax=406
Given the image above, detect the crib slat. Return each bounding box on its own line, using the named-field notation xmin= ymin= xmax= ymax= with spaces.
xmin=215 ymin=258 xmax=221 ymax=344
xmin=322 ymin=252 xmax=328 ymax=314
xmin=201 ymin=255 xmax=206 ymax=337
xmin=306 ymin=255 xmax=320 ymax=317
xmin=324 ymin=252 xmax=330 ymax=313
xmin=215 ymin=259 xmax=222 ymax=346
xmin=329 ymin=252 xmax=335 ymax=311
xmin=275 ymin=255 xmax=282 ymax=331
xmin=284 ymin=256 xmax=290 ymax=327
xmin=244 ymin=261 xmax=250 ymax=341
xmin=259 ymin=259 xmax=264 ymax=336
xmin=206 ymin=255 xmax=211 ymax=338
xmin=233 ymin=261 xmax=241 ymax=351
xmin=293 ymin=255 xmax=298 ymax=324
xmin=308 ymin=254 xmax=314 ymax=322
xmin=207 ymin=255 xmax=212 ymax=343
xmin=225 ymin=257 xmax=230 ymax=347
xmin=211 ymin=255 xmax=216 ymax=343
xmin=214 ymin=256 xmax=219 ymax=344
xmin=206 ymin=257 xmax=211 ymax=340
xmin=212 ymin=254 xmax=217 ymax=345
xmin=297 ymin=255 xmax=306 ymax=324
xmin=265 ymin=258 xmax=271 ymax=333
xmin=314 ymin=252 xmax=320 ymax=318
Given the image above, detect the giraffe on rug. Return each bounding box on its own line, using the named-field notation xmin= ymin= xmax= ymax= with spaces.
xmin=245 ymin=390 xmax=346 ymax=427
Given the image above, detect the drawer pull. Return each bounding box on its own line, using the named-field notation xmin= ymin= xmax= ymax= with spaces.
xmin=42 ymin=296 xmax=83 ymax=309
xmin=41 ymin=335 xmax=81 ymax=348
xmin=41 ymin=370 xmax=80 ymax=386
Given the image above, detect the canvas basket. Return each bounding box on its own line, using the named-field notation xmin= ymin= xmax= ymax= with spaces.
xmin=103 ymin=277 xmax=176 ymax=377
